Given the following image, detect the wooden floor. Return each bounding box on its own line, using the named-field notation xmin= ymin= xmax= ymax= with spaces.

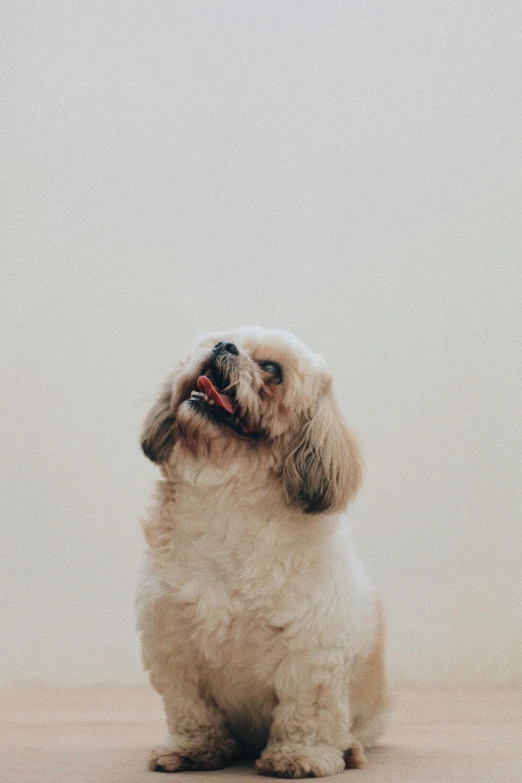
xmin=1 ymin=686 xmax=521 ymax=783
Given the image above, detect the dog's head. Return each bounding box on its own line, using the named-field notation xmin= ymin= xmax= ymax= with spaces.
xmin=141 ymin=327 xmax=362 ymax=514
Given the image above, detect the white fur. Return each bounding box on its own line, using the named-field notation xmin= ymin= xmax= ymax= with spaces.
xmin=137 ymin=328 xmax=388 ymax=777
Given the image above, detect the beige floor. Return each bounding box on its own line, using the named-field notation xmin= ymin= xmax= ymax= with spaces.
xmin=1 ymin=686 xmax=521 ymax=783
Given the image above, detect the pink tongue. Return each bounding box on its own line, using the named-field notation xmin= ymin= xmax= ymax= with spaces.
xmin=197 ymin=375 xmax=234 ymax=414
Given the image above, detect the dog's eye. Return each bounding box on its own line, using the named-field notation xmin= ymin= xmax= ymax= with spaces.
xmin=257 ymin=361 xmax=283 ymax=383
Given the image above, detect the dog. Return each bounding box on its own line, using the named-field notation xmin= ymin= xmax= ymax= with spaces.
xmin=137 ymin=327 xmax=388 ymax=777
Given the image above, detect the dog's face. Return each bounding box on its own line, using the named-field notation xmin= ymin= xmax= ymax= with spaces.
xmin=141 ymin=327 xmax=362 ymax=514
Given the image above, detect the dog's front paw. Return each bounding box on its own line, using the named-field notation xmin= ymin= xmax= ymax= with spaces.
xmin=256 ymin=743 xmax=346 ymax=778
xmin=149 ymin=734 xmax=238 ymax=772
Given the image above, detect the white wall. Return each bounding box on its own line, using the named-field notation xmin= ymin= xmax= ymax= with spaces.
xmin=1 ymin=1 xmax=521 ymax=686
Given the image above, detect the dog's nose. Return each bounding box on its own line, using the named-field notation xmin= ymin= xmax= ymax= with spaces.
xmin=213 ymin=341 xmax=239 ymax=356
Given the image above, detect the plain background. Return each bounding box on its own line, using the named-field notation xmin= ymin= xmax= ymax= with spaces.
xmin=1 ymin=1 xmax=521 ymax=687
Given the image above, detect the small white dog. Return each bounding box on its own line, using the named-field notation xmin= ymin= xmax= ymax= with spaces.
xmin=137 ymin=327 xmax=388 ymax=777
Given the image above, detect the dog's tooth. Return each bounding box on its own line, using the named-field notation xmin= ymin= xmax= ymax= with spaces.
xmin=208 ymin=399 xmax=215 ymax=405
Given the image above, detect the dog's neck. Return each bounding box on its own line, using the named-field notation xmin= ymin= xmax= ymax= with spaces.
xmin=152 ymin=455 xmax=341 ymax=554
xmin=161 ymin=452 xmax=278 ymax=506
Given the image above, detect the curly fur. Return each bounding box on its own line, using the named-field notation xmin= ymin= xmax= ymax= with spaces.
xmin=137 ymin=327 xmax=389 ymax=777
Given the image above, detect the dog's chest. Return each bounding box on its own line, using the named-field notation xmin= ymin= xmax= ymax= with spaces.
xmin=164 ymin=513 xmax=289 ymax=742
xmin=166 ymin=481 xmax=297 ymax=616
xmin=161 ymin=495 xmax=302 ymax=686
xmin=169 ymin=509 xmax=295 ymax=653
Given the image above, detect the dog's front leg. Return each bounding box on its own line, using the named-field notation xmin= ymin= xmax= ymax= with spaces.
xmin=256 ymin=649 xmax=365 ymax=778
xmin=148 ymin=662 xmax=238 ymax=772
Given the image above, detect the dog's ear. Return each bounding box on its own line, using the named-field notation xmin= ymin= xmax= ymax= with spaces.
xmin=140 ymin=380 xmax=177 ymax=464
xmin=283 ymin=384 xmax=363 ymax=514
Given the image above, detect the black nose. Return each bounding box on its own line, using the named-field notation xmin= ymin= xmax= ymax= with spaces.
xmin=213 ymin=341 xmax=239 ymax=356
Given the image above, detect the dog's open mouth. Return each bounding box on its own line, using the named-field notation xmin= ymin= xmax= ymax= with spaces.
xmin=188 ymin=368 xmax=259 ymax=438
xmin=195 ymin=375 xmax=234 ymax=413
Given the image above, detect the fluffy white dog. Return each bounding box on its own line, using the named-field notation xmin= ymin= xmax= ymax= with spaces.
xmin=137 ymin=327 xmax=388 ymax=777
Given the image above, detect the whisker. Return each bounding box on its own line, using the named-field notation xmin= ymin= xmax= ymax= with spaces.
xmin=222 ymin=379 xmax=240 ymax=395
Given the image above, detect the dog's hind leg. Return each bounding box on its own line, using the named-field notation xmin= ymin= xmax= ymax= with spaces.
xmin=349 ymin=599 xmax=390 ymax=750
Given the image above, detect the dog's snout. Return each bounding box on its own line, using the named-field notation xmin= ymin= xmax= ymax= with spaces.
xmin=213 ymin=341 xmax=239 ymax=356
